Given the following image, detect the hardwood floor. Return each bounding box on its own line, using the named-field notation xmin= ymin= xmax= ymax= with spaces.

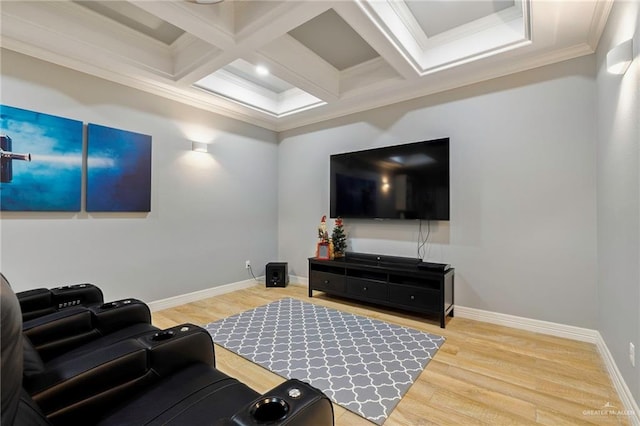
xmin=152 ymin=282 xmax=629 ymax=426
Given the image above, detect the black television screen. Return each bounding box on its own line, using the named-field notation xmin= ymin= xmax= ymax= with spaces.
xmin=330 ymin=138 xmax=449 ymax=220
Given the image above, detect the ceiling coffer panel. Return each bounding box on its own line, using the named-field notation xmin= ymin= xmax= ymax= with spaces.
xmin=288 ymin=9 xmax=380 ymax=71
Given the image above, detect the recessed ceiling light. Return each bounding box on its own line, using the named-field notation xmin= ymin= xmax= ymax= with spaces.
xmin=256 ymin=65 xmax=269 ymax=76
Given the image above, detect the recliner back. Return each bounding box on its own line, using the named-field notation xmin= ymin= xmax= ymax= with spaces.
xmin=1 ymin=274 xmax=51 ymax=426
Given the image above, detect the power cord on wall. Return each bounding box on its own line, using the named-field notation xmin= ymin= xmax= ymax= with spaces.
xmin=417 ymin=220 xmax=431 ymax=260
xmin=247 ymin=264 xmax=259 ymax=282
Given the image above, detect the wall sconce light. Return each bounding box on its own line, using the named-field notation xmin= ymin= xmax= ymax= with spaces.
xmin=381 ymin=176 xmax=390 ymax=193
xmin=191 ymin=141 xmax=209 ymax=153
xmin=607 ymin=39 xmax=634 ymax=75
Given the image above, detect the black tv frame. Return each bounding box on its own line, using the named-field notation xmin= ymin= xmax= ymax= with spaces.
xmin=329 ymin=138 xmax=450 ymax=221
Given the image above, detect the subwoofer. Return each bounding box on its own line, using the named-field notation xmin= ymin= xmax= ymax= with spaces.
xmin=265 ymin=262 xmax=289 ymax=288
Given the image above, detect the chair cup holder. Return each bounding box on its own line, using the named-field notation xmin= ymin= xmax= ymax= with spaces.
xmin=251 ymin=398 xmax=289 ymax=423
xmin=151 ymin=330 xmax=175 ymax=341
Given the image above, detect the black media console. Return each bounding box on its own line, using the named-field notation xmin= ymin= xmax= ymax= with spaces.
xmin=308 ymin=252 xmax=454 ymax=328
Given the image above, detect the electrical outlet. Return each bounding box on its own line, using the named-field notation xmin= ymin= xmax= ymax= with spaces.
xmin=630 ymin=342 xmax=635 ymax=367
xmin=245 ymin=260 xmax=251 ymax=269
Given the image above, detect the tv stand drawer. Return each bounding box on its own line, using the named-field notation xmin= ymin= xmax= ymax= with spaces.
xmin=389 ymin=287 xmax=438 ymax=312
xmin=310 ymin=271 xmax=345 ymax=294
xmin=346 ymin=278 xmax=387 ymax=301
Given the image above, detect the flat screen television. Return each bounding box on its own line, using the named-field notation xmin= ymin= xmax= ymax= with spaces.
xmin=330 ymin=138 xmax=449 ymax=220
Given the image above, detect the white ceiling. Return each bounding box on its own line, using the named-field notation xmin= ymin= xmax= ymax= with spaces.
xmin=0 ymin=0 xmax=612 ymax=131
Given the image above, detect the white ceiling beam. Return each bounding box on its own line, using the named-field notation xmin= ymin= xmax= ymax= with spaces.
xmin=586 ymin=0 xmax=615 ymax=50
xmin=1 ymin=1 xmax=174 ymax=79
xmin=339 ymin=57 xmax=401 ymax=97
xmin=129 ymin=0 xmax=236 ymax=49
xmin=171 ymin=34 xmax=222 ymax=81
xmin=142 ymin=1 xmax=337 ymax=88
xmin=234 ymin=1 xmax=332 ymax=46
xmin=253 ymin=34 xmax=340 ymax=102
xmin=333 ymin=1 xmax=421 ymax=80
xmin=122 ymin=2 xmax=240 ymax=83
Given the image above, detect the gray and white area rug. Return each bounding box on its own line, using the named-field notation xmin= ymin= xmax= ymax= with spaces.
xmin=204 ymin=298 xmax=445 ymax=425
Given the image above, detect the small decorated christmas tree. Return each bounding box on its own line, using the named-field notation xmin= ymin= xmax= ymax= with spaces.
xmin=331 ymin=217 xmax=347 ymax=257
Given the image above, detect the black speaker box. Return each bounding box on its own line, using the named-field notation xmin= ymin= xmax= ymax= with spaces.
xmin=266 ymin=262 xmax=289 ymax=288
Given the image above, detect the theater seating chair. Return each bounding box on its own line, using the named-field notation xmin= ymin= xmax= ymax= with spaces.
xmin=1 ymin=273 xmax=111 ymax=322
xmin=22 ymin=296 xmax=155 ymax=362
xmin=2 ymin=277 xmax=334 ymax=426
xmin=1 ymin=274 xmax=166 ymax=420
xmin=0 ymin=274 xmax=155 ymax=361
xmin=13 ymin=279 xmax=105 ymax=321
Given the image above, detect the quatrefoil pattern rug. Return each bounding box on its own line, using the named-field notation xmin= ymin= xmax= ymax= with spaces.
xmin=205 ymin=298 xmax=445 ymax=425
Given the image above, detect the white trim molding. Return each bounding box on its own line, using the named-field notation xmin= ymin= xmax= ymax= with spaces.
xmin=148 ymin=277 xmax=263 ymax=312
xmin=595 ymin=332 xmax=640 ymax=426
xmin=290 ymin=275 xmax=309 ymax=287
xmin=454 ymin=305 xmax=600 ymax=343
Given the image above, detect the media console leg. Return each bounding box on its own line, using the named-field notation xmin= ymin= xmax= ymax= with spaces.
xmin=308 ymin=288 xmax=313 ymax=298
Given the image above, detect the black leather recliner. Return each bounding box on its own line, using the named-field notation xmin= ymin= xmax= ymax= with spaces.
xmin=14 ymin=278 xmax=104 ymax=321
xmin=1 ymin=278 xmax=334 ymax=426
xmin=22 ymin=296 xmax=155 ymax=361
xmin=1 ymin=274 xmax=184 ymax=422
xmin=1 ymin=274 xmax=156 ymax=360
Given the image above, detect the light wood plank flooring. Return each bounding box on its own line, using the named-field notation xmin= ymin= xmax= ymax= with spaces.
xmin=152 ymin=282 xmax=629 ymax=426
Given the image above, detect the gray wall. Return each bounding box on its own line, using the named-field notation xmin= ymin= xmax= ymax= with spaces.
xmin=279 ymin=55 xmax=599 ymax=329
xmin=596 ymin=0 xmax=640 ymax=402
xmin=1 ymin=6 xmax=637 ymax=401
xmin=0 ymin=50 xmax=279 ymax=302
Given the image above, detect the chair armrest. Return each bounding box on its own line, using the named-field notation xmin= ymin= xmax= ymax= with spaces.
xmin=227 ymin=379 xmax=334 ymax=426
xmin=17 ymin=284 xmax=104 ymax=321
xmin=90 ymin=298 xmax=151 ymax=334
xmin=23 ymin=308 xmax=100 ymax=360
xmin=50 ymin=283 xmax=103 ymax=308
xmin=33 ymin=325 xmax=217 ymax=424
xmin=23 ymin=299 xmax=151 ymax=361
xmin=137 ymin=323 xmax=216 ymax=374
xmin=16 ymin=288 xmax=56 ymax=320
xmin=26 ymin=339 xmax=152 ymax=419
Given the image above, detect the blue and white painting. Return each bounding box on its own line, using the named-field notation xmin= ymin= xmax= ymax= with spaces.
xmin=86 ymin=124 xmax=152 ymax=212
xmin=0 ymin=105 xmax=83 ymax=211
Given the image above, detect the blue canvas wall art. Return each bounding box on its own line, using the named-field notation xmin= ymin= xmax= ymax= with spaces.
xmin=86 ymin=124 xmax=152 ymax=212
xmin=0 ymin=105 xmax=83 ymax=211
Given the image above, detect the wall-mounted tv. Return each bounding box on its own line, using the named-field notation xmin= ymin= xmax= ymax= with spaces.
xmin=330 ymin=138 xmax=449 ymax=220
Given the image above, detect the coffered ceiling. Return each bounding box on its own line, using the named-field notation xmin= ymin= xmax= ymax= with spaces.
xmin=0 ymin=0 xmax=612 ymax=131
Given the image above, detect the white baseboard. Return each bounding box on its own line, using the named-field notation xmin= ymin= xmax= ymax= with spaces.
xmin=454 ymin=305 xmax=600 ymax=343
xmin=290 ymin=275 xmax=308 ymax=286
xmin=148 ymin=277 xmax=263 ymax=312
xmin=455 ymin=305 xmax=638 ymax=424
xmin=595 ymin=332 xmax=640 ymax=425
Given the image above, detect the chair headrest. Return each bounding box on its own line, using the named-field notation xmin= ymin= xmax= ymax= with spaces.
xmin=1 ymin=274 xmax=25 ymax=426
